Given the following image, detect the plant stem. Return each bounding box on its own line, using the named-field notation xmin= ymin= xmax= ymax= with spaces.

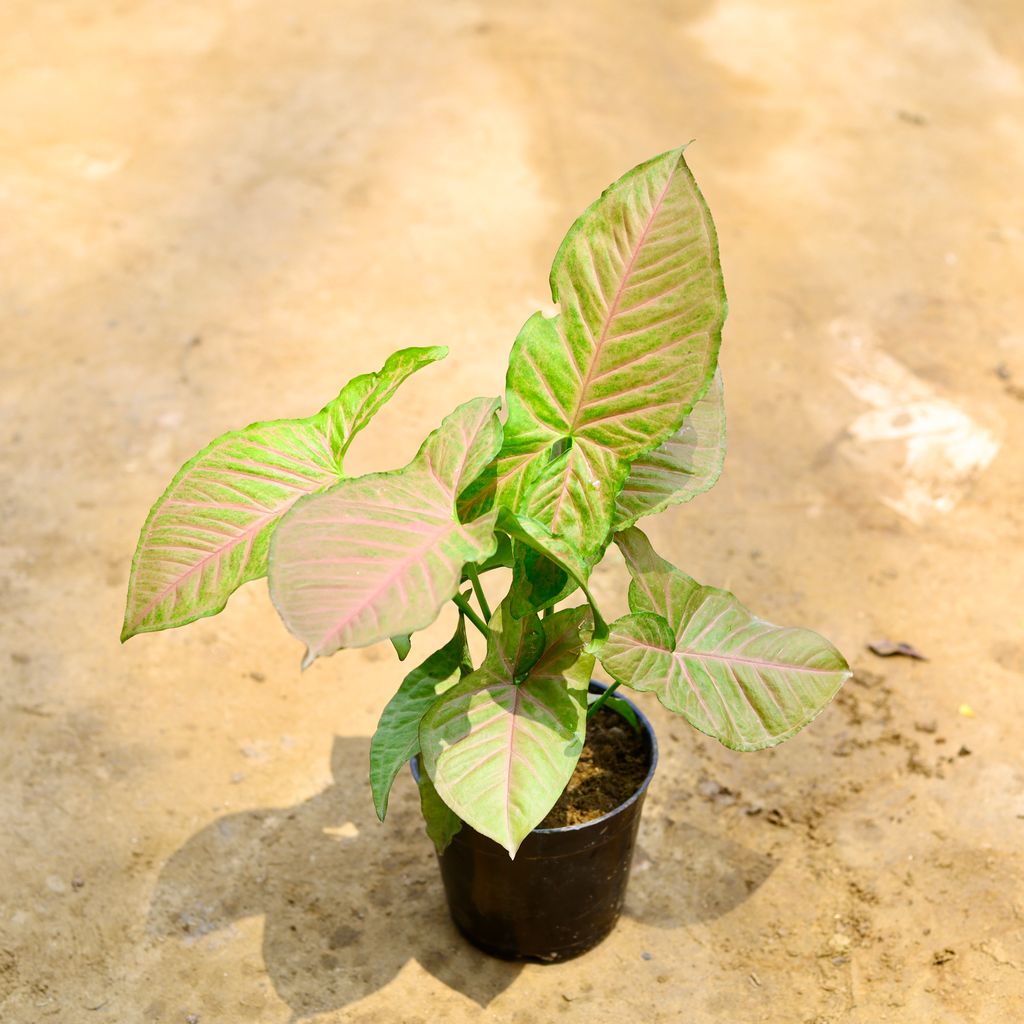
xmin=466 ymin=565 xmax=491 ymax=622
xmin=542 ymin=606 xmax=552 ymax=619
xmin=586 ymin=681 xmax=622 ymax=721
xmin=452 ymin=593 xmax=489 ymax=638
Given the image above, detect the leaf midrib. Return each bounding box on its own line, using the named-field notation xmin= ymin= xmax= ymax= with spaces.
xmin=565 ymin=165 xmax=679 ymax=435
xmin=625 ymin=634 xmax=845 ymax=676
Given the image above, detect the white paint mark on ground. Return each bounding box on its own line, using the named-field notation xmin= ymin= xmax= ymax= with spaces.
xmin=322 ymin=822 xmax=359 ymax=841
xmin=831 ymin=321 xmax=1000 ymax=522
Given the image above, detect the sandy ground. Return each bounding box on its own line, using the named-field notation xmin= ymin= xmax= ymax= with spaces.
xmin=2 ymin=1 xmax=1024 ymax=1021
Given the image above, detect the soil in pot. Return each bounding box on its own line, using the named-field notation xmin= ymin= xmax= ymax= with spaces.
xmin=539 ymin=707 xmax=650 ymax=828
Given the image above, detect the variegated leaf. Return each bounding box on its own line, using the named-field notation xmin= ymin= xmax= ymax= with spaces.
xmin=419 ymin=604 xmax=593 ymax=857
xmin=269 ymin=398 xmax=503 ymax=666
xmin=369 ymin=618 xmax=471 ymax=821
xmin=596 ymin=529 xmax=850 ymax=751
xmin=467 ymin=147 xmax=726 ymax=562
xmin=614 ymin=369 xmax=726 ymax=529
xmin=121 ymin=346 xmax=446 ymax=640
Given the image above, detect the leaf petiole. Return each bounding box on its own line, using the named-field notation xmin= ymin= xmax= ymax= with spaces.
xmin=452 ymin=592 xmax=489 ymax=638
xmin=586 ymin=681 xmax=622 ymax=721
xmin=466 ymin=564 xmax=492 ymax=622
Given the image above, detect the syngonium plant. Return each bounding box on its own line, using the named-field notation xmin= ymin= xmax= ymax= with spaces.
xmin=122 ymin=146 xmax=851 ymax=858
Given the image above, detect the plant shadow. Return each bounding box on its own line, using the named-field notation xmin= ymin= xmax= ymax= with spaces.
xmin=149 ymin=736 xmax=773 ymax=1016
xmin=148 ymin=736 xmax=521 ymax=1017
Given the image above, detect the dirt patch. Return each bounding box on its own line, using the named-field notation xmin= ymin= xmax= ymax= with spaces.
xmin=540 ymin=707 xmax=650 ymax=828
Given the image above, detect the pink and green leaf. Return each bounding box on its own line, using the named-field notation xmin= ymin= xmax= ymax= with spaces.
xmin=121 ymin=346 xmax=446 ymax=641
xmin=419 ymin=604 xmax=593 ymax=857
xmin=472 ymin=146 xmax=726 ymax=561
xmin=595 ymin=529 xmax=851 ymax=751
xmin=268 ymin=397 xmax=503 ymax=666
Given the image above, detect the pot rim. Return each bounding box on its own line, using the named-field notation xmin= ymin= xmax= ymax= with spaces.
xmin=411 ymin=679 xmax=659 ymax=837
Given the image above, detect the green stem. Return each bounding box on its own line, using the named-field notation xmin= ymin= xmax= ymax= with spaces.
xmin=586 ymin=681 xmax=622 ymax=721
xmin=452 ymin=593 xmax=489 ymax=638
xmin=542 ymin=606 xmax=553 ymax=619
xmin=466 ymin=565 xmax=491 ymax=622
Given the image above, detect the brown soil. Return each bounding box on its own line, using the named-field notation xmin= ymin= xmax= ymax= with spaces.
xmin=539 ymin=707 xmax=651 ymax=828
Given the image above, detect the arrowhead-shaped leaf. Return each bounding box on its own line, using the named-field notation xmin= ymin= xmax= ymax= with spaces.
xmin=597 ymin=529 xmax=851 ymax=751
xmin=420 ymin=604 xmax=593 ymax=857
xmin=614 ymin=369 xmax=726 ymax=530
xmin=269 ymin=397 xmax=503 ymax=665
xmin=369 ymin=618 xmax=472 ymax=821
xmin=121 ymin=346 xmax=446 ymax=640
xmin=466 ymin=146 xmax=726 ymax=563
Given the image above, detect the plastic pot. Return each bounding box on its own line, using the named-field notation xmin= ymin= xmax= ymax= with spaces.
xmin=411 ymin=681 xmax=658 ymax=962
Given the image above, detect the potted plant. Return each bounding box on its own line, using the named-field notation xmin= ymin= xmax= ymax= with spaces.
xmin=122 ymin=145 xmax=851 ymax=962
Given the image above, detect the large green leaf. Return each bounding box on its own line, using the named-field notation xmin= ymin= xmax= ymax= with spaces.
xmin=466 ymin=146 xmax=726 ymax=563
xmin=369 ymin=618 xmax=471 ymax=821
xmin=419 ymin=604 xmax=593 ymax=857
xmin=268 ymin=397 xmax=503 ymax=666
xmin=121 ymin=346 xmax=446 ymax=641
xmin=417 ymin=772 xmax=462 ymax=854
xmin=614 ymin=370 xmax=726 ymax=530
xmin=595 ymin=529 xmax=850 ymax=751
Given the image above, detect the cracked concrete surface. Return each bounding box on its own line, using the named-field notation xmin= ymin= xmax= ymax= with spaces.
xmin=2 ymin=1 xmax=1023 ymax=1021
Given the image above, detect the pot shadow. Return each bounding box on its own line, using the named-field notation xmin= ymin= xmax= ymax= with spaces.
xmin=626 ymin=821 xmax=776 ymax=928
xmin=148 ymin=736 xmax=522 ymax=1016
xmin=149 ymin=737 xmax=773 ymax=1017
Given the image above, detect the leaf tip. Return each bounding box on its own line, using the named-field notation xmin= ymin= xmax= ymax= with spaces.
xmin=119 ymin=607 xmax=135 ymax=642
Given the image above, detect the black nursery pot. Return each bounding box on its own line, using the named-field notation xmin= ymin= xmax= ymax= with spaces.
xmin=411 ymin=681 xmax=658 ymax=962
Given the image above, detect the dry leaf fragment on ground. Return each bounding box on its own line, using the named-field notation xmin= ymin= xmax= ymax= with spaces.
xmin=868 ymin=640 xmax=928 ymax=660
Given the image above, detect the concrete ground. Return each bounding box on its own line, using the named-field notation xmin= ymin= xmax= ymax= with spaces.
xmin=2 ymin=1 xmax=1023 ymax=1021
